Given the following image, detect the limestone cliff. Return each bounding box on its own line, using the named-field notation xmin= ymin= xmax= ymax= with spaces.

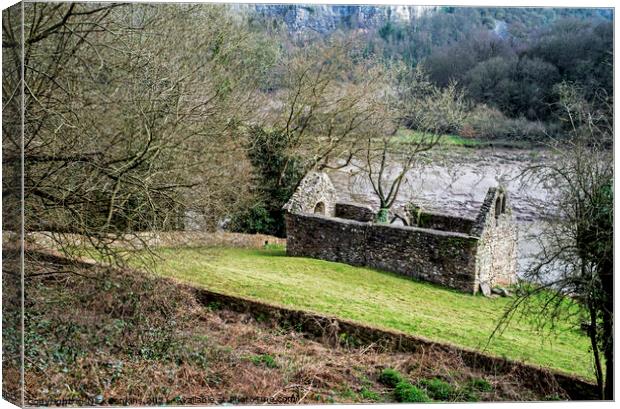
xmin=235 ymin=4 xmax=435 ymax=34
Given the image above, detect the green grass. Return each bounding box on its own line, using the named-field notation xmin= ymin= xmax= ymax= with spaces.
xmin=359 ymin=386 xmax=381 ymax=401
xmin=378 ymin=368 xmax=403 ymax=388
xmin=419 ymin=378 xmax=455 ymax=400
xmin=395 ymin=129 xmax=483 ymax=148
xmin=394 ymin=129 xmax=534 ymax=149
xmin=147 ymin=246 xmax=593 ymax=379
xmin=248 ymin=353 xmax=278 ymax=368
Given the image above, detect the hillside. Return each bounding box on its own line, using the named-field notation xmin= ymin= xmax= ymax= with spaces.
xmin=3 ymin=248 xmax=577 ymax=404
xmin=147 ymin=246 xmax=593 ymax=379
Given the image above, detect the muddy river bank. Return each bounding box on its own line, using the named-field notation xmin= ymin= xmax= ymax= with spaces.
xmin=325 ymin=147 xmax=556 ymax=277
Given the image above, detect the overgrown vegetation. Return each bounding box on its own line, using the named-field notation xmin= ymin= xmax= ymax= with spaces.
xmin=228 ymin=127 xmax=305 ymax=237
xmin=394 ymin=381 xmax=431 ymax=403
xmin=378 ymin=368 xmax=496 ymax=402
xmin=495 ymin=83 xmax=613 ymax=398
xmin=378 ymin=368 xmax=403 ymax=388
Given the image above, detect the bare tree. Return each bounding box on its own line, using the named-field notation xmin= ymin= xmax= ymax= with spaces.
xmin=355 ymin=65 xmax=467 ymax=222
xmin=267 ymin=36 xmax=394 ymax=174
xmin=232 ymin=37 xmax=400 ymax=235
xmin=2 ymin=4 xmax=275 ymax=266
xmin=492 ymin=83 xmax=613 ymax=399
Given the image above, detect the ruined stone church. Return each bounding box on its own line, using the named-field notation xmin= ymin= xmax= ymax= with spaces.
xmin=283 ymin=172 xmax=517 ymax=296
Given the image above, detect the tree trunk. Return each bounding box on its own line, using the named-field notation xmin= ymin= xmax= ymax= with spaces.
xmin=603 ymin=307 xmax=613 ymax=400
xmin=601 ymin=259 xmax=613 ymax=400
xmin=376 ymin=208 xmax=389 ymax=223
xmin=588 ymin=301 xmax=604 ymax=397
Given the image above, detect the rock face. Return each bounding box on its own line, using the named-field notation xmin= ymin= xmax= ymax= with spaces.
xmin=244 ymin=4 xmax=435 ymax=34
xmin=284 ymin=172 xmax=518 ymax=295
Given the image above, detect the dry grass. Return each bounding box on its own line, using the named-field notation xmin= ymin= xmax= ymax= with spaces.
xmin=4 ymin=248 xmax=565 ymax=405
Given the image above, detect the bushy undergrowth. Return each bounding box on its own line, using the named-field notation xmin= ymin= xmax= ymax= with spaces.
xmin=394 ymin=381 xmax=431 ymax=403
xmin=378 ymin=368 xmax=403 ymax=388
xmin=419 ymin=377 xmax=455 ymax=400
xmin=228 ymin=126 xmax=306 ymax=238
xmin=460 ymin=104 xmax=560 ymax=141
xmin=378 ymin=368 xmax=499 ymax=403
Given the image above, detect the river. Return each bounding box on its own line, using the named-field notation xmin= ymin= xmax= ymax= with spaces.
xmin=325 ymin=146 xmax=556 ymax=277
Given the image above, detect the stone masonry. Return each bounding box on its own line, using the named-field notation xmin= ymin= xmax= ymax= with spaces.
xmin=284 ymin=171 xmax=517 ymax=295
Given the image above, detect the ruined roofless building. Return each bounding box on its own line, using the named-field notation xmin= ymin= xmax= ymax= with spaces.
xmin=283 ymin=172 xmax=517 ymax=295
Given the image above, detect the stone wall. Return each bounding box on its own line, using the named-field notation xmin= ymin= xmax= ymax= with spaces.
xmin=283 ymin=171 xmax=337 ymax=216
xmin=284 ymin=171 xmax=518 ymax=295
xmin=334 ymin=202 xmax=375 ymax=222
xmin=366 ymin=224 xmax=478 ymax=292
xmin=285 ymin=212 xmax=479 ymax=292
xmin=285 ymin=212 xmax=368 ymax=267
xmin=473 ymin=187 xmax=518 ymax=295
xmin=408 ymin=208 xmax=474 ymax=234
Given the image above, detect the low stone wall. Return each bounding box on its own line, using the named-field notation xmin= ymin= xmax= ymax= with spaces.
xmin=285 ymin=212 xmax=368 ymax=267
xmin=23 ymin=231 xmax=286 ymax=250
xmin=334 ymin=202 xmax=375 ymax=222
xmin=285 ymin=212 xmax=478 ymax=292
xmin=409 ymin=210 xmax=475 ymax=234
xmin=192 ymin=287 xmax=599 ymax=400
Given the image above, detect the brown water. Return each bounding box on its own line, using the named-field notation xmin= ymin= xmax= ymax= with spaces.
xmin=325 ymin=147 xmax=555 ymax=277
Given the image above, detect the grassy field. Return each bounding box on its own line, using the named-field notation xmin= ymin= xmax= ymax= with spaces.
xmin=394 ymin=129 xmax=534 ymax=149
xmin=148 ymin=246 xmax=593 ymax=380
xmin=395 ymin=130 xmax=484 ymax=147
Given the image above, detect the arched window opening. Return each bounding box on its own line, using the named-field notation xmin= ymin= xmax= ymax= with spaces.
xmin=501 ymin=196 xmax=506 ymax=214
xmin=314 ymin=202 xmax=325 ymax=215
xmin=495 ymin=197 xmax=502 ymax=219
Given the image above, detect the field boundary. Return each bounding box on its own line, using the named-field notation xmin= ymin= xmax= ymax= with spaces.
xmin=186 ymin=285 xmax=599 ymax=400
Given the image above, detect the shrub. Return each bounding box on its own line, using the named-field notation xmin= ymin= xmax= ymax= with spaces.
xmin=459 ymin=123 xmax=478 ymax=139
xmin=468 ymin=378 xmax=493 ymax=393
xmin=461 ymin=104 xmax=557 ymax=141
xmin=228 ymin=205 xmax=277 ymax=237
xmin=509 ymin=117 xmax=549 ymax=141
xmin=394 ymin=381 xmax=431 ymax=403
xmin=378 ymin=368 xmax=403 ymax=388
xmin=419 ymin=378 xmax=455 ymax=400
xmin=228 ymin=126 xmax=306 ymax=237
xmin=250 ymin=353 xmax=278 ymax=368
xmin=359 ymin=387 xmax=380 ymax=401
xmin=460 ymin=104 xmax=509 ymax=139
